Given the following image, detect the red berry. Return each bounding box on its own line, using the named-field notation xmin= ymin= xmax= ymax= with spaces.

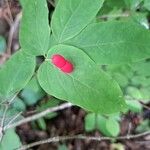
xmin=51 ymin=54 xmax=66 ymax=68
xmin=61 ymin=60 xmax=74 ymax=73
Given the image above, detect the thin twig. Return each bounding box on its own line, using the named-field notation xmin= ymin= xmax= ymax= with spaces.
xmin=139 ymin=101 xmax=150 ymax=111
xmin=0 ymin=104 xmax=8 ymax=142
xmin=4 ymin=111 xmax=22 ymax=130
xmin=7 ymin=11 xmax=22 ymax=55
xmin=8 ymin=92 xmax=19 ymax=104
xmin=47 ymin=0 xmax=55 ymax=7
xmin=0 ymin=105 xmax=8 ymax=127
xmin=5 ymin=0 xmax=13 ymax=24
xmin=5 ymin=102 xmax=73 ymax=130
xmin=18 ymin=131 xmax=150 ymax=150
xmin=127 ymin=122 xmax=132 ymax=135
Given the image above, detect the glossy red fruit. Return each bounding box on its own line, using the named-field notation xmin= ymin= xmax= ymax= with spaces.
xmin=51 ymin=54 xmax=66 ymax=68
xmin=61 ymin=60 xmax=74 ymax=73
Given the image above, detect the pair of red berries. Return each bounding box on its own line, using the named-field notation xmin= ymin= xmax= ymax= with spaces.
xmin=51 ymin=54 xmax=74 ymax=73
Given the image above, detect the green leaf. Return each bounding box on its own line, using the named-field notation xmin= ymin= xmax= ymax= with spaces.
xmin=126 ymin=87 xmax=143 ymax=99
xmin=130 ymin=12 xmax=149 ymax=29
xmin=97 ymin=115 xmax=120 ymax=137
xmin=140 ymin=87 xmax=150 ymax=101
xmin=85 ymin=113 xmax=96 ymax=132
xmin=124 ymin=0 xmax=143 ymax=9
xmin=58 ymin=144 xmax=68 ymax=150
xmin=132 ymin=60 xmax=150 ymax=77
xmin=111 ymin=73 xmax=129 ymax=88
xmin=20 ymin=0 xmax=50 ymax=56
xmin=144 ymin=0 xmax=150 ymax=11
xmin=0 ymin=129 xmax=22 ymax=150
xmin=126 ymin=100 xmax=142 ymax=113
xmin=66 ymin=21 xmax=150 ymax=65
xmin=0 ymin=106 xmax=23 ymax=126
xmin=106 ymin=118 xmax=120 ymax=137
xmin=106 ymin=119 xmax=120 ymax=136
xmin=0 ymin=51 xmax=35 ymax=101
xmin=0 ymin=36 xmax=6 ymax=53
xmin=51 ymin=0 xmax=104 ymax=43
xmin=12 ymin=97 xmax=26 ymax=111
xmin=37 ymin=118 xmax=47 ymax=130
xmin=37 ymin=98 xmax=59 ymax=119
xmin=21 ymin=76 xmax=45 ymax=106
xmin=38 ymin=44 xmax=127 ymax=114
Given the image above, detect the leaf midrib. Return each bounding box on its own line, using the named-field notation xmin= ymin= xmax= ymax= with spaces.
xmin=58 ymin=0 xmax=83 ymax=42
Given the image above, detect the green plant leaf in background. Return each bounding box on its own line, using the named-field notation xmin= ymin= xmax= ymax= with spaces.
xmin=105 ymin=118 xmax=120 ymax=136
xmin=20 ymin=0 xmax=50 ymax=56
xmin=12 ymin=97 xmax=26 ymax=112
xmin=126 ymin=86 xmax=143 ymax=99
xmin=132 ymin=60 xmax=150 ymax=77
xmin=124 ymin=0 xmax=143 ymax=9
xmin=126 ymin=100 xmax=142 ymax=113
xmin=0 ymin=105 xmax=23 ymax=127
xmin=85 ymin=113 xmax=120 ymax=137
xmin=85 ymin=113 xmax=96 ymax=132
xmin=0 ymin=36 xmax=6 ymax=54
xmin=144 ymin=0 xmax=150 ymax=11
xmin=66 ymin=21 xmax=150 ymax=65
xmin=21 ymin=76 xmax=45 ymax=106
xmin=51 ymin=0 xmax=104 ymax=43
xmin=37 ymin=97 xmax=60 ymax=119
xmin=38 ymin=44 xmax=127 ymax=114
xmin=97 ymin=115 xmax=120 ymax=137
xmin=0 ymin=51 xmax=36 ymax=101
xmin=0 ymin=129 xmax=22 ymax=150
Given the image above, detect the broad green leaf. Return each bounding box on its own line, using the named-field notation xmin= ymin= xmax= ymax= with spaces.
xmin=110 ymin=73 xmax=129 ymax=88
xmin=51 ymin=0 xmax=104 ymax=42
xmin=130 ymin=12 xmax=149 ymax=29
xmin=106 ymin=118 xmax=120 ymax=137
xmin=126 ymin=100 xmax=142 ymax=113
xmin=66 ymin=21 xmax=150 ymax=65
xmin=126 ymin=87 xmax=143 ymax=99
xmin=132 ymin=76 xmax=147 ymax=86
xmin=0 ymin=51 xmax=35 ymax=101
xmin=124 ymin=0 xmax=143 ymax=9
xmin=97 ymin=115 xmax=120 ymax=137
xmin=21 ymin=76 xmax=45 ymax=106
xmin=132 ymin=60 xmax=150 ymax=76
xmin=104 ymin=0 xmax=126 ymax=9
xmin=144 ymin=0 xmax=150 ymax=11
xmin=85 ymin=113 xmax=96 ymax=132
xmin=140 ymin=87 xmax=150 ymax=101
xmin=0 ymin=129 xmax=22 ymax=150
xmin=12 ymin=97 xmax=26 ymax=111
xmin=0 ymin=36 xmax=6 ymax=53
xmin=20 ymin=0 xmax=50 ymax=56
xmin=98 ymin=0 xmax=126 ymax=18
xmin=38 ymin=44 xmax=127 ymax=114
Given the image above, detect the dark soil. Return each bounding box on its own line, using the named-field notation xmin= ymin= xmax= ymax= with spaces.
xmin=16 ymin=106 xmax=150 ymax=150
